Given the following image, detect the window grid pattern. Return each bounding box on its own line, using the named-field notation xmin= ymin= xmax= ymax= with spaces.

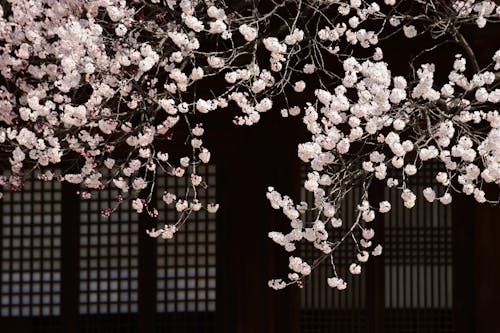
xmin=300 ymin=177 xmax=367 ymax=333
xmin=79 ymin=185 xmax=139 ymax=317
xmin=383 ymin=163 xmax=453 ymax=332
xmin=0 ymin=177 xmax=62 ymax=319
xmin=156 ymin=164 xmax=217 ymax=316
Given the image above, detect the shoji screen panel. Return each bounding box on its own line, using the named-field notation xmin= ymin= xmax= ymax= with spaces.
xmin=0 ymin=176 xmax=62 ymax=331
xmin=155 ymin=164 xmax=216 ymax=331
xmin=384 ymin=164 xmax=453 ymax=332
xmin=300 ymin=179 xmax=367 ymax=333
xmin=79 ymin=183 xmax=139 ymax=331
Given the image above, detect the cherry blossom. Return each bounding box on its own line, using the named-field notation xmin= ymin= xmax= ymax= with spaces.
xmin=0 ymin=0 xmax=498 ymax=292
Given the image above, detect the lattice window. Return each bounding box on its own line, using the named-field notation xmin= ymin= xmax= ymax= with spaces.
xmin=79 ymin=185 xmax=139 ymax=316
xmin=299 ymin=162 xmax=454 ymax=332
xmin=0 ymin=164 xmax=217 ymax=331
xmin=300 ymin=173 xmax=367 ymax=333
xmin=156 ymin=164 xmax=217 ymax=314
xmin=0 ymin=177 xmax=62 ymax=318
xmin=383 ymin=163 xmax=453 ymax=332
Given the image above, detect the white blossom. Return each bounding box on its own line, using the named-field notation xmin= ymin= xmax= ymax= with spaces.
xmin=349 ymin=263 xmax=362 ymax=275
xmin=403 ymin=25 xmax=417 ymax=38
xmin=239 ymin=24 xmax=258 ymax=42
xmin=0 ymin=0 xmax=497 ymax=295
xmin=379 ymin=201 xmax=391 ymax=213
xmin=372 ymin=245 xmax=383 ymax=256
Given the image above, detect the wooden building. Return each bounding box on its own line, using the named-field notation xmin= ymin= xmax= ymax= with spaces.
xmin=0 ymin=111 xmax=499 ymax=332
xmin=0 ymin=12 xmax=499 ymax=333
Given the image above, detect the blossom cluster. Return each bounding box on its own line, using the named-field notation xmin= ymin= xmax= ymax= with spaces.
xmin=0 ymin=0 xmax=499 ymax=291
xmin=264 ymin=0 xmax=500 ymax=289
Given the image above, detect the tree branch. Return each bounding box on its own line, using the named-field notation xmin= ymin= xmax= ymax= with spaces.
xmin=453 ymin=28 xmax=480 ymax=74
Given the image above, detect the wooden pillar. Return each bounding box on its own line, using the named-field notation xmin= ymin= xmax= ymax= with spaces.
xmin=211 ymin=114 xmax=301 ymax=333
xmin=453 ymin=193 xmax=500 ymax=333
xmin=61 ymin=182 xmax=80 ymax=333
xmin=452 ymin=195 xmax=475 ymax=333
xmin=472 ymin=202 xmax=500 ymax=333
